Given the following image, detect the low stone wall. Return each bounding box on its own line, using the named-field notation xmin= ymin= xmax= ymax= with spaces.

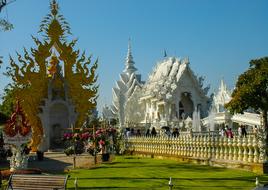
xmin=125 ymin=134 xmax=268 ymax=174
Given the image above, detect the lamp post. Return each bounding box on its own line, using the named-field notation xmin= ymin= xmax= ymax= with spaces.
xmin=93 ymin=125 xmax=97 ymax=165
xmin=72 ymin=124 xmax=76 ymax=169
xmin=74 ymin=177 xmax=78 ymax=190
xmin=168 ymin=177 xmax=173 ymax=190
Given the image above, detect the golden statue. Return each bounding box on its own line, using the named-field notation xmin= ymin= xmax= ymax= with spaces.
xmin=47 ymin=54 xmax=58 ymax=77
xmin=6 ymin=0 xmax=98 ymax=151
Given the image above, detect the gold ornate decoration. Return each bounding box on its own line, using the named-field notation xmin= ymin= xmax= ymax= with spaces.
xmin=6 ymin=0 xmax=98 ymax=150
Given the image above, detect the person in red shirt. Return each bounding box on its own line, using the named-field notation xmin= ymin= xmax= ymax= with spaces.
xmin=226 ymin=126 xmax=233 ymax=138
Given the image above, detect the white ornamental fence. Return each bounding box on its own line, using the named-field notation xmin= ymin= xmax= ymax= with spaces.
xmin=125 ymin=133 xmax=267 ymax=164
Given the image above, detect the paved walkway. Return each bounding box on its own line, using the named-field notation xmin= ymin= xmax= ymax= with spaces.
xmin=29 ymin=152 xmax=100 ymax=173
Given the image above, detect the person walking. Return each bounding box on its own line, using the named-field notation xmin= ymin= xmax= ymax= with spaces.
xmin=151 ymin=127 xmax=157 ymax=136
xmin=226 ymin=128 xmax=233 ymax=138
xmin=145 ymin=129 xmax=150 ymax=137
xmin=238 ymin=126 xmax=242 ymax=137
xmin=253 ymin=125 xmax=258 ymax=137
xmin=220 ymin=127 xmax=226 ymax=137
xmin=241 ymin=126 xmax=247 ymax=138
xmin=172 ymin=128 xmax=180 ymax=137
xmin=136 ymin=129 xmax=141 ymax=136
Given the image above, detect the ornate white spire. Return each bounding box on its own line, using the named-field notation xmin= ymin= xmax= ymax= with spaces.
xmin=124 ymin=39 xmax=137 ymax=75
xmin=219 ymin=78 xmax=227 ymax=92
xmin=213 ymin=79 xmax=232 ymax=113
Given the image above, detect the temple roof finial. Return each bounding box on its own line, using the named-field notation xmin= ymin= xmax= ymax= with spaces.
xmin=124 ymin=38 xmax=137 ymax=75
xmin=127 ymin=38 xmax=133 ymax=63
xmin=219 ymin=77 xmax=227 ymax=92
xmin=50 ymin=0 xmax=59 ymax=16
xmin=164 ymin=49 xmax=167 ymax=57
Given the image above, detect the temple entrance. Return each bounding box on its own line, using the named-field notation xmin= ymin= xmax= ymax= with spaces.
xmin=49 ymin=103 xmax=69 ymax=149
xmin=180 ymin=92 xmax=194 ymax=118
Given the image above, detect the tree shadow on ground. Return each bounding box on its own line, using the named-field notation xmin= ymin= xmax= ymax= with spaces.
xmin=28 ymin=156 xmax=72 ymax=173
xmin=68 ymin=187 xmax=138 ymax=190
xmin=67 ymin=176 xmax=256 ymax=190
xmin=68 ymin=176 xmax=256 ymax=182
xmin=96 ymin=161 xmax=229 ymax=173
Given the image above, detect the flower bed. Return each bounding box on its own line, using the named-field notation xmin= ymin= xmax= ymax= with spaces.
xmin=63 ymin=127 xmax=118 ymax=158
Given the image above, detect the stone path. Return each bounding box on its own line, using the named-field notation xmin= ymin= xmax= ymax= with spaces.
xmin=28 ymin=152 xmax=100 ymax=173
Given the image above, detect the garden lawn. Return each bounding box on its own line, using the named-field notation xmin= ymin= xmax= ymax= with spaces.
xmin=66 ymin=155 xmax=268 ymax=190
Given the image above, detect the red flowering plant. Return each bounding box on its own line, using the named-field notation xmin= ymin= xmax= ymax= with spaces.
xmin=86 ymin=127 xmax=117 ymax=156
xmin=63 ymin=130 xmax=91 ymax=156
xmin=63 ymin=127 xmax=117 ymax=157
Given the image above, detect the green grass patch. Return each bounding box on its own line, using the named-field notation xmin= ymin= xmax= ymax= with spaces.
xmin=66 ymin=155 xmax=268 ymax=190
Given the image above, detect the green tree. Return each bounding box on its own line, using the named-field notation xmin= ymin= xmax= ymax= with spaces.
xmin=0 ymin=0 xmax=14 ymax=31
xmin=0 ymin=1 xmax=14 ymax=69
xmin=0 ymin=18 xmax=13 ymax=31
xmin=225 ymin=57 xmax=268 ymax=141
xmin=0 ymin=84 xmax=16 ymax=118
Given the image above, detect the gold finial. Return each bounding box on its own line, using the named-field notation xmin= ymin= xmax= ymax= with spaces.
xmin=50 ymin=0 xmax=58 ymax=16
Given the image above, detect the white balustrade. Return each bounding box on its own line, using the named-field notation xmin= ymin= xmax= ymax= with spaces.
xmin=125 ymin=132 xmax=265 ymax=165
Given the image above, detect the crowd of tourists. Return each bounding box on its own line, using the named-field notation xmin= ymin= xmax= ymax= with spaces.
xmin=125 ymin=124 xmax=258 ymax=139
xmin=219 ymin=126 xmax=234 ymax=138
xmin=125 ymin=127 xmax=180 ymax=138
xmin=219 ymin=125 xmax=258 ymax=138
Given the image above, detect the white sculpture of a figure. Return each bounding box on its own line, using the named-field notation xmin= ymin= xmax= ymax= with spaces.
xmin=3 ymin=101 xmax=32 ymax=171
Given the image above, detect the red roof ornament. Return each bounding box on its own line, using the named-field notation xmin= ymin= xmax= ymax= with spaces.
xmin=4 ymin=100 xmax=31 ymax=137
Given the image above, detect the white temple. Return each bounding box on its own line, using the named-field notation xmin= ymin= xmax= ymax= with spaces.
xmin=202 ymin=79 xmax=261 ymax=131
xmin=105 ymin=44 xmax=262 ymax=132
xmin=107 ymin=46 xmax=213 ymax=130
xmin=138 ymin=57 xmax=210 ymax=130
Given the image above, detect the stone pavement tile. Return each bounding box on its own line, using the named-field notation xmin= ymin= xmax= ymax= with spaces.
xmin=254 ymin=185 xmax=268 ymax=190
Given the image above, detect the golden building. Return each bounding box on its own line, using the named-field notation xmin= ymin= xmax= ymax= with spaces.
xmin=6 ymin=0 xmax=98 ymax=151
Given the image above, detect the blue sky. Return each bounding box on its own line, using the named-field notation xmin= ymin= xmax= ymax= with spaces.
xmin=0 ymin=0 xmax=268 ymax=113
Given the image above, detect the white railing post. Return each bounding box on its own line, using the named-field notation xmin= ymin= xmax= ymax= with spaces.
xmin=189 ymin=135 xmax=193 ymax=157
xmin=248 ymin=136 xmax=253 ymax=163
xmin=223 ymin=137 xmax=228 ymax=160
xmin=253 ymin=135 xmax=259 ymax=163
xmin=215 ymin=136 xmax=219 ymax=160
xmin=192 ymin=136 xmax=196 ymax=157
xmin=232 ymin=136 xmax=238 ymax=161
xmin=228 ymin=137 xmax=233 ymax=160
xmin=243 ymin=137 xmax=248 ymax=163
xmin=238 ymin=137 xmax=243 ymax=161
